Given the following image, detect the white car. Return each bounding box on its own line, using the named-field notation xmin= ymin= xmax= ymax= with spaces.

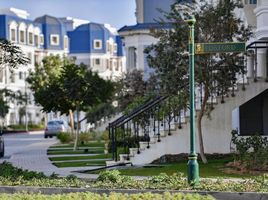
xmin=44 ymin=120 xmax=70 ymax=138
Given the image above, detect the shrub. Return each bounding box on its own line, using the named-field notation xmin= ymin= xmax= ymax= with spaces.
xmin=57 ymin=132 xmax=74 ymax=143
xmin=100 ymin=130 xmax=109 ymax=141
xmin=0 ymin=162 xmax=46 ymax=180
xmin=231 ymin=130 xmax=268 ymax=170
xmin=0 ymin=192 xmax=215 ymax=200
xmin=79 ymin=132 xmax=92 ymax=144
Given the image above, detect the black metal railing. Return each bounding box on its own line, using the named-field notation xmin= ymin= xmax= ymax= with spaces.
xmin=109 ymin=58 xmax=249 ymax=162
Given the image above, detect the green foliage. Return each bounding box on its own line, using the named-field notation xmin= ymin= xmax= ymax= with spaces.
xmin=0 ymin=192 xmax=215 ymax=200
xmin=57 ymin=132 xmax=74 ymax=143
xmin=0 ymin=39 xmax=29 ymax=69
xmin=8 ymin=124 xmax=44 ymax=130
xmin=0 ymin=163 xmax=268 ymax=193
xmin=79 ymin=132 xmax=91 ymax=144
xmin=231 ymin=130 xmax=268 ymax=170
xmin=0 ymin=162 xmax=46 ymax=180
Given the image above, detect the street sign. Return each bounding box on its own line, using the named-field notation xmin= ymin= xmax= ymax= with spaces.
xmin=195 ymin=42 xmax=245 ymax=54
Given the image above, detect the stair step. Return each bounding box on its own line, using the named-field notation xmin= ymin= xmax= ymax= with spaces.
xmin=106 ymin=160 xmax=124 ymax=166
xmin=119 ymin=154 xmax=132 ymax=162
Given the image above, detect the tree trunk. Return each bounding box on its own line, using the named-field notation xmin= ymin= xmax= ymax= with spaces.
xmin=69 ymin=109 xmax=74 ymax=136
xmin=73 ymin=105 xmax=80 ymax=151
xmin=197 ymin=84 xmax=209 ymax=164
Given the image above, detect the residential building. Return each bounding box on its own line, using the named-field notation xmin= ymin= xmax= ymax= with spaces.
xmin=0 ymin=8 xmax=125 ymax=128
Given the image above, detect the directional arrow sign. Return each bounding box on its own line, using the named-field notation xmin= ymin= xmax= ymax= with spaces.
xmin=195 ymin=42 xmax=245 ymax=54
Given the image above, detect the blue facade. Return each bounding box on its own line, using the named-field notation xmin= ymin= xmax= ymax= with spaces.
xmin=68 ymin=22 xmax=123 ymax=56
xmin=0 ymin=11 xmax=124 ymax=56
xmin=143 ymin=0 xmax=176 ymax=23
xmin=35 ymin=15 xmax=67 ymax=50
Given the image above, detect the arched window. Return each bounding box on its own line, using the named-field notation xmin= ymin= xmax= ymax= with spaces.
xmin=27 ymin=24 xmax=34 ymax=45
xmin=9 ymin=21 xmax=18 ymax=42
xmin=34 ymin=27 xmax=41 ymax=47
xmin=18 ymin=22 xmax=27 ymax=44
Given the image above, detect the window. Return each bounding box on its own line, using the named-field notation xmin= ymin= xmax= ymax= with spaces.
xmin=19 ymin=72 xmax=23 ymax=80
xmin=249 ymin=0 xmax=257 ymax=4
xmin=114 ymin=43 xmax=118 ymax=53
xmin=10 ymin=29 xmax=16 ymax=42
xmin=28 ymin=52 xmax=32 ymax=64
xmin=50 ymin=34 xmax=59 ymax=46
xmin=64 ymin=36 xmax=69 ymax=49
xmin=95 ymin=58 xmax=100 ymax=66
xmin=106 ymin=59 xmax=109 ymax=69
xmin=19 ymin=30 xmax=25 ymax=43
xmin=94 ymin=40 xmax=102 ymax=49
xmin=28 ymin=32 xmax=33 ymax=45
xmin=34 ymin=34 xmax=39 ymax=47
xmin=245 ymin=0 xmax=257 ymax=4
xmin=0 ymin=70 xmax=3 ymax=82
xmin=40 ymin=35 xmax=44 ymax=45
xmin=10 ymin=73 xmax=15 ymax=83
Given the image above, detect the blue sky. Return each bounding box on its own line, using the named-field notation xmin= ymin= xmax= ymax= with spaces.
xmin=0 ymin=0 xmax=136 ymax=29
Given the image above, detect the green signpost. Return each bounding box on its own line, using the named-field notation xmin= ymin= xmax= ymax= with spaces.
xmin=195 ymin=42 xmax=245 ymax=54
xmin=184 ymin=16 xmax=246 ymax=186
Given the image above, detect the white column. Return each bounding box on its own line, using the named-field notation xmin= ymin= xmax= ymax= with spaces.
xmin=257 ymin=48 xmax=267 ymax=78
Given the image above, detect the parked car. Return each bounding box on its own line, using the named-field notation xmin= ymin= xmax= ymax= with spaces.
xmin=44 ymin=120 xmax=70 ymax=138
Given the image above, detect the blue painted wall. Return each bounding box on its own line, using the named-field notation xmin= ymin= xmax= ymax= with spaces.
xmin=143 ymin=0 xmax=176 ymax=23
xmin=35 ymin=15 xmax=66 ymax=50
xmin=68 ymin=22 xmax=123 ymax=55
xmin=0 ymin=15 xmax=7 ymax=39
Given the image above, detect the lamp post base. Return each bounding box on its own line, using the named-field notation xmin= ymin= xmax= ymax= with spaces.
xmin=187 ymin=154 xmax=199 ymax=185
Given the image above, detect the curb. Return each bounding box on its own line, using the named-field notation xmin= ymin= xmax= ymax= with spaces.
xmin=0 ymin=186 xmax=266 ymax=200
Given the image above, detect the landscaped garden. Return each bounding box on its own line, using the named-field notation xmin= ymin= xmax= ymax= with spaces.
xmin=48 ymin=131 xmax=112 ymax=168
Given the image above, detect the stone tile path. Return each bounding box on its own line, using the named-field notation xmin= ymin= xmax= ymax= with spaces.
xmin=0 ymin=131 xmax=100 ymax=179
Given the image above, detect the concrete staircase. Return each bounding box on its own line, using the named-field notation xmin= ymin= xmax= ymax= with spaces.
xmin=107 ymin=78 xmax=268 ymax=166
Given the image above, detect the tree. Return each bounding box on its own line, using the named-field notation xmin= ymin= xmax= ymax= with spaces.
xmin=27 ymin=56 xmax=114 ymax=150
xmin=145 ymin=0 xmax=252 ymax=163
xmin=60 ymin=63 xmax=114 ymax=150
xmin=0 ymin=39 xmax=29 ymax=128
xmin=0 ymin=39 xmax=29 ymax=70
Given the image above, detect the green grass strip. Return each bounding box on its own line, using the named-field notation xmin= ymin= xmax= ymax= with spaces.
xmin=111 ymin=158 xmax=254 ymax=178
xmin=49 ymin=154 xmax=112 ymax=161
xmin=47 ymin=149 xmax=104 ymax=155
xmin=48 ymin=147 xmax=104 ymax=151
xmin=50 ymin=142 xmax=105 ymax=148
xmin=53 ymin=160 xmax=108 ymax=167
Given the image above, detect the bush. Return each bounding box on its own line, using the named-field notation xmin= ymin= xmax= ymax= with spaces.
xmin=79 ymin=132 xmax=92 ymax=144
xmin=7 ymin=124 xmax=44 ymax=130
xmin=0 ymin=162 xmax=46 ymax=180
xmin=0 ymin=192 xmax=215 ymax=200
xmin=231 ymin=130 xmax=268 ymax=171
xmin=100 ymin=130 xmax=109 ymax=141
xmin=57 ymin=132 xmax=74 ymax=143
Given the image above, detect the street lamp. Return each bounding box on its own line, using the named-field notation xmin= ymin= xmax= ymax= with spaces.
xmin=185 ymin=15 xmax=199 ymax=185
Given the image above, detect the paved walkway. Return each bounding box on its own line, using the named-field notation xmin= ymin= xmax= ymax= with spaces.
xmin=0 ymin=131 xmax=100 ymax=179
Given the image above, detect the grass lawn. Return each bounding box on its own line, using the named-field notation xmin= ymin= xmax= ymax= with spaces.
xmin=53 ymin=160 xmax=109 ymax=167
xmin=49 ymin=154 xmax=112 ymax=162
xmin=91 ymin=158 xmax=255 ymax=178
xmin=50 ymin=142 xmax=105 ymax=148
xmin=47 ymin=149 xmax=104 ymax=155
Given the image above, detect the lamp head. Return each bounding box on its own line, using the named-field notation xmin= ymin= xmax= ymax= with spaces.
xmin=185 ymin=15 xmax=196 ymax=26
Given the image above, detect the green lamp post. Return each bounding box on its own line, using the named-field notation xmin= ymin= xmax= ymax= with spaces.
xmin=185 ymin=15 xmax=199 ymax=185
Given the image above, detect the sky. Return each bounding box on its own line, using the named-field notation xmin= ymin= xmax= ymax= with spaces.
xmin=0 ymin=0 xmax=136 ymax=29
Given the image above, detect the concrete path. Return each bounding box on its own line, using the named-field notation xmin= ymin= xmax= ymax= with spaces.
xmin=0 ymin=131 xmax=101 ymax=179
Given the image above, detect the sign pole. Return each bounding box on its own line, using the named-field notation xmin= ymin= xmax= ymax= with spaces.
xmin=185 ymin=15 xmax=199 ymax=185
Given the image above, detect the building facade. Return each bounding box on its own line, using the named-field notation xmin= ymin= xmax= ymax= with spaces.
xmin=0 ymin=7 xmax=125 ymax=127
